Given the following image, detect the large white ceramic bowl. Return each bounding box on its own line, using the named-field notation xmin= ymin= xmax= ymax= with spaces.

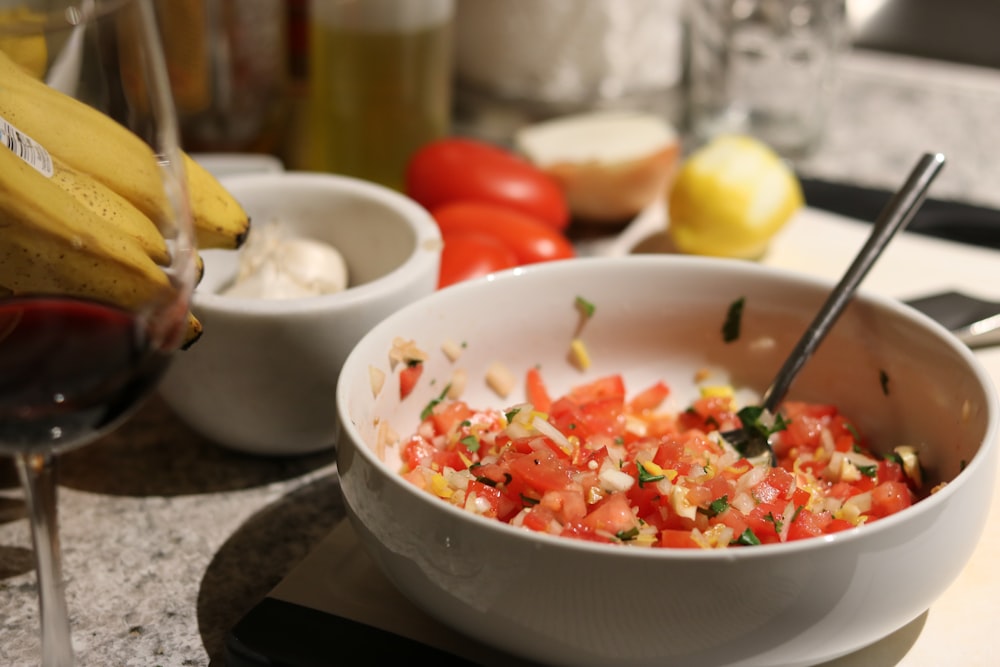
xmin=336 ymin=256 xmax=998 ymax=667
xmin=159 ymin=172 xmax=442 ymax=455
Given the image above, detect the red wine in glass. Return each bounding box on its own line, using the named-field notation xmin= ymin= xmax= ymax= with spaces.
xmin=0 ymin=295 xmax=171 ymax=453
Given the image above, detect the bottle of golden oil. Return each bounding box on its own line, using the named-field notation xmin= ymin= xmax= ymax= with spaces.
xmin=289 ymin=0 xmax=454 ymax=192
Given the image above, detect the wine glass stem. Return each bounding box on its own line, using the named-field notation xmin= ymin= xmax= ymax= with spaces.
xmin=16 ymin=452 xmax=74 ymax=667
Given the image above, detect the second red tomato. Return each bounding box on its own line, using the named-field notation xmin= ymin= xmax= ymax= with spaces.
xmin=438 ymin=230 xmax=519 ymax=289
xmin=432 ymin=201 xmax=576 ymax=266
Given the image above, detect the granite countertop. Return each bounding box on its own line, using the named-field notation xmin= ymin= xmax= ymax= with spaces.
xmin=2 ymin=48 xmax=999 ymax=667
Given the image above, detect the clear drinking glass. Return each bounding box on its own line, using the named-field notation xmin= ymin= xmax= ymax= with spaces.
xmin=686 ymin=0 xmax=849 ymax=159
xmin=0 ymin=1 xmax=197 ymax=664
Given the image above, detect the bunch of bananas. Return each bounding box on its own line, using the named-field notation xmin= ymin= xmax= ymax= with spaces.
xmin=0 ymin=48 xmax=249 ymax=348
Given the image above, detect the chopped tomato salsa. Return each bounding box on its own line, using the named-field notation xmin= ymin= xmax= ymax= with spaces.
xmin=398 ymin=372 xmax=927 ymax=548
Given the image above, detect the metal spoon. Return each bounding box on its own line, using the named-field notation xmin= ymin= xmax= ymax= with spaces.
xmin=721 ymin=152 xmax=947 ymax=464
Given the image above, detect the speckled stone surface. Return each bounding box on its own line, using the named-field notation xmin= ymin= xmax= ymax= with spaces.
xmin=2 ymin=48 xmax=999 ymax=667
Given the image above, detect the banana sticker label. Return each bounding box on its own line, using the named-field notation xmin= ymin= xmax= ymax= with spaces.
xmin=0 ymin=114 xmax=53 ymax=177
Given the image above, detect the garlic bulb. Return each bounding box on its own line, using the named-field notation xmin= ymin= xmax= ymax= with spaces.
xmin=222 ymin=222 xmax=349 ymax=299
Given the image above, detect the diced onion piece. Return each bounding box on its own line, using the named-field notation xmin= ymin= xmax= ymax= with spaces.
xmin=369 ymin=365 xmax=386 ymax=397
xmin=599 ymin=467 xmax=635 ymax=493
xmin=670 ymin=485 xmax=698 ymax=520
xmin=532 ymin=414 xmax=571 ymax=452
xmin=374 ymin=419 xmax=397 ymax=461
xmin=389 ymin=337 xmax=427 ymax=369
xmin=486 ymin=361 xmax=515 ymax=398
xmin=447 ymin=368 xmax=467 ymax=398
xmin=442 ymin=339 xmax=464 ymax=362
xmin=894 ymin=445 xmax=924 ymax=488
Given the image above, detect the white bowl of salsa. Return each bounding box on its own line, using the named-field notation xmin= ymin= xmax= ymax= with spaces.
xmin=335 ymin=255 xmax=998 ymax=666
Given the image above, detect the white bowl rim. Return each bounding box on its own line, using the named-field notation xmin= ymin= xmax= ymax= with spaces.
xmin=191 ymin=171 xmax=442 ymax=315
xmin=338 ymin=255 xmax=1000 ymax=561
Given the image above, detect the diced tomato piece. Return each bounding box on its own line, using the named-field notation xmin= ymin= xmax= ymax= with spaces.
xmin=549 ymin=395 xmax=624 ymax=440
xmin=467 ymin=480 xmax=503 ymax=518
xmin=627 ymin=380 xmax=670 ymax=413
xmin=539 ymin=488 xmax=588 ymax=524
xmin=623 ymin=461 xmax=664 ymax=517
xmin=870 ymin=481 xmax=912 ymax=518
xmin=525 ymin=366 xmax=552 ymax=413
xmin=430 ymin=447 xmax=466 ymax=472
xmin=711 ymin=508 xmax=749 ymax=538
xmin=567 ymin=375 xmax=626 ymax=404
xmin=752 ymin=467 xmax=796 ymax=505
xmin=786 ymin=508 xmax=831 ymax=541
xmin=399 ymin=362 xmax=423 ymax=399
xmin=430 ymin=401 xmax=474 ymax=436
xmin=677 ymin=395 xmax=740 ymax=433
xmin=827 ymin=482 xmax=862 ymax=502
xmin=507 ymin=447 xmax=576 ymax=495
xmin=521 ymin=505 xmax=558 ymax=533
xmin=824 ymin=518 xmax=855 ymax=534
xmin=660 ymin=529 xmax=700 ymax=548
xmin=746 ymin=502 xmax=785 ymax=544
xmin=401 ymin=435 xmax=436 ymax=471
xmin=877 ymin=458 xmax=907 ymax=485
xmin=581 ymin=493 xmax=638 ymax=536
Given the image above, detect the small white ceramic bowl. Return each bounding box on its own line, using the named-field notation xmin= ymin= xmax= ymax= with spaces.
xmin=336 ymin=256 xmax=998 ymax=667
xmin=159 ymin=171 xmax=442 ymax=455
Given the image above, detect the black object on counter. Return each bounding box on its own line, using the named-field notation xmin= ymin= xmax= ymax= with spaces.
xmin=799 ymin=176 xmax=1000 ymax=250
xmin=226 ymin=597 xmax=479 ymax=666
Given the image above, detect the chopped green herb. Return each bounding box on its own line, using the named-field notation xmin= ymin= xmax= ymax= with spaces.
xmin=735 ymin=406 xmax=789 ymax=450
xmin=857 ymin=464 xmax=877 ymax=478
xmin=460 ymin=435 xmax=480 ymax=452
xmin=733 ymin=528 xmax=761 ymax=546
xmin=699 ymin=495 xmax=729 ymax=518
xmin=616 ymin=526 xmax=640 ymax=542
xmin=879 ymin=369 xmax=890 ymax=396
xmin=637 ymin=462 xmax=665 ymax=487
xmin=722 ymin=297 xmax=745 ymax=343
xmin=420 ymin=383 xmax=453 ymax=420
xmin=844 ymin=422 xmax=861 ymax=442
xmin=790 ymin=505 xmax=804 ymax=524
xmin=575 ymin=296 xmax=596 ymax=318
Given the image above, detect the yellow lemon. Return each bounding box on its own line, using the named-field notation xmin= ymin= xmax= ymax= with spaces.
xmin=667 ymin=134 xmax=804 ymax=259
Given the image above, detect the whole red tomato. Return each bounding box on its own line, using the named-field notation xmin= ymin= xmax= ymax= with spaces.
xmin=406 ymin=137 xmax=570 ymax=231
xmin=432 ymin=201 xmax=576 ymax=265
xmin=438 ymin=230 xmax=519 ymax=289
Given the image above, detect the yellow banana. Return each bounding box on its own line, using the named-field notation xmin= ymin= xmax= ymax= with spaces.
xmin=49 ymin=156 xmax=171 ymax=266
xmin=0 ymin=49 xmax=250 ymax=249
xmin=183 ymin=152 xmax=251 ymax=249
xmin=0 ymin=136 xmax=187 ymax=327
xmin=49 ymin=156 xmax=207 ymax=288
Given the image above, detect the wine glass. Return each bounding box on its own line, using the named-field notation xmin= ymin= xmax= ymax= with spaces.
xmin=0 ymin=1 xmax=198 ymax=664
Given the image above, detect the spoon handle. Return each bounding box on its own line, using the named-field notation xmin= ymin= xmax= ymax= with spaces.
xmin=761 ymin=152 xmax=946 ymax=412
